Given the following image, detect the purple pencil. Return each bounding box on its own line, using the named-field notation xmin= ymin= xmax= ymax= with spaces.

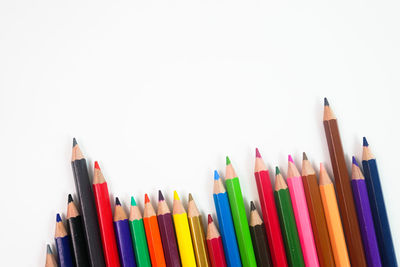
xmin=114 ymin=197 xmax=137 ymax=267
xmin=157 ymin=190 xmax=181 ymax=267
xmin=351 ymin=157 xmax=382 ymax=267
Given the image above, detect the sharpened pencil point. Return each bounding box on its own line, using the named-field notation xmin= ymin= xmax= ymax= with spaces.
xmin=288 ymin=154 xmax=294 ymax=163
xmin=188 ymin=193 xmax=193 ymax=201
xmin=144 ymin=194 xmax=150 ymax=204
xmin=208 ymin=214 xmax=213 ymax=224
xmin=158 ymin=190 xmax=164 ymax=201
xmin=94 ymin=161 xmax=100 ymax=170
xmin=131 ymin=196 xmax=137 ymax=206
xmin=226 ymin=156 xmax=231 ymax=165
xmin=255 ymin=148 xmax=262 ymax=158
xmin=72 ymin=138 xmax=77 ymax=147
xmin=352 ymin=156 xmax=359 ymax=167
xmin=363 ymin=137 xmax=369 ymax=147
xmin=115 ymin=197 xmax=121 ymax=206
xmin=214 ymin=170 xmax=220 ymax=180
xmin=275 ymin=166 xmax=281 ymax=175
xmin=303 ymin=152 xmax=308 ymax=161
xmin=173 ymin=191 xmax=180 ymax=200
xmin=68 ymin=194 xmax=73 ymax=203
xmin=324 ymin=97 xmax=329 ymax=106
xmin=250 ymin=201 xmax=256 ymax=211
xmin=47 ymin=244 xmax=52 ymax=254
xmin=56 ymin=213 xmax=62 ymax=222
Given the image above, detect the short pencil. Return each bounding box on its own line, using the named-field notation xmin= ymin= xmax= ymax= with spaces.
xmin=46 ymin=245 xmax=58 ymax=267
xmin=55 ymin=214 xmax=74 ymax=267
xmin=207 ymin=214 xmax=227 ymax=267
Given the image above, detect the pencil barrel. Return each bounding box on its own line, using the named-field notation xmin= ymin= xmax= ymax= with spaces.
xmin=67 ymin=215 xmax=90 ymax=266
xmin=129 ymin=219 xmax=151 ymax=267
xmin=188 ymin=215 xmax=210 ymax=267
xmin=207 ymin=237 xmax=227 ymax=267
xmin=114 ymin=219 xmax=137 ymax=267
xmin=157 ymin=213 xmax=181 ymax=267
xmin=55 ymin=235 xmax=74 ymax=267
xmin=249 ymin=223 xmax=272 ymax=267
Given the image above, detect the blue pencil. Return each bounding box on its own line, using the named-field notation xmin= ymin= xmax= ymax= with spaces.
xmin=114 ymin=197 xmax=137 ymax=267
xmin=213 ymin=170 xmax=242 ymax=267
xmin=55 ymin=214 xmax=74 ymax=267
xmin=362 ymin=138 xmax=397 ymax=267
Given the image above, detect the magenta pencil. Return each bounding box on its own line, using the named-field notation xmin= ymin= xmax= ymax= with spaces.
xmin=287 ymin=155 xmax=319 ymax=267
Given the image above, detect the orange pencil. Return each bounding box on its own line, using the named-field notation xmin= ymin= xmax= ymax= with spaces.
xmin=143 ymin=194 xmax=166 ymax=267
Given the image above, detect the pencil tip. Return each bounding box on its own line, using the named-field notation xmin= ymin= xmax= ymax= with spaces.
xmin=250 ymin=201 xmax=256 ymax=211
xmin=188 ymin=193 xmax=193 ymax=201
xmin=275 ymin=166 xmax=280 ymax=175
xmin=324 ymin=97 xmax=329 ymax=106
xmin=56 ymin=213 xmax=62 ymax=222
xmin=173 ymin=191 xmax=180 ymax=200
xmin=288 ymin=154 xmax=294 ymax=163
xmin=158 ymin=190 xmax=164 ymax=201
xmin=144 ymin=194 xmax=150 ymax=204
xmin=72 ymin=138 xmax=77 ymax=147
xmin=214 ymin=170 xmax=220 ymax=180
xmin=255 ymin=148 xmax=262 ymax=158
xmin=363 ymin=137 xmax=369 ymax=147
xmin=115 ymin=197 xmax=121 ymax=206
xmin=208 ymin=214 xmax=213 ymax=224
xmin=47 ymin=244 xmax=52 ymax=254
xmin=303 ymin=152 xmax=308 ymax=161
xmin=94 ymin=161 xmax=100 ymax=170
xmin=226 ymin=156 xmax=231 ymax=165
xmin=131 ymin=196 xmax=137 ymax=206
xmin=352 ymin=156 xmax=359 ymax=167
xmin=68 ymin=194 xmax=73 ymax=203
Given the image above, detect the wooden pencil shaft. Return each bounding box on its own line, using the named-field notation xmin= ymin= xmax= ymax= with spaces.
xmin=67 ymin=215 xmax=90 ymax=266
xmin=157 ymin=212 xmax=181 ymax=267
xmin=114 ymin=219 xmax=136 ymax=267
xmin=129 ymin=219 xmax=151 ymax=267
xmin=249 ymin=223 xmax=272 ymax=267
xmin=207 ymin=237 xmax=227 ymax=267
xmin=188 ymin=215 xmax=210 ymax=267
xmin=55 ymin=235 xmax=74 ymax=267
xmin=173 ymin=212 xmax=197 ymax=267
xmin=143 ymin=213 xmax=166 ymax=267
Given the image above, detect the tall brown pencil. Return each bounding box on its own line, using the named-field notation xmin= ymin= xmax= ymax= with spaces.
xmin=301 ymin=153 xmax=334 ymax=267
xmin=323 ymin=98 xmax=366 ymax=266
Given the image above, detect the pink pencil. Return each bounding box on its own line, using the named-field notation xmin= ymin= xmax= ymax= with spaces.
xmin=287 ymin=155 xmax=319 ymax=267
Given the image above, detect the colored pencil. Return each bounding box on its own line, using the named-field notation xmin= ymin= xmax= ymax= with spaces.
xmin=46 ymin=245 xmax=58 ymax=267
xmin=157 ymin=190 xmax=181 ymax=267
xmin=114 ymin=197 xmax=137 ymax=267
xmin=351 ymin=157 xmax=382 ymax=267
xmin=362 ymin=137 xmax=397 ymax=266
xmin=129 ymin=196 xmax=151 ymax=267
xmin=287 ymin=155 xmax=319 ymax=267
xmin=55 ymin=214 xmax=74 ymax=267
xmin=274 ymin=167 xmax=304 ymax=267
xmin=248 ymin=201 xmax=272 ymax=267
xmin=66 ymin=194 xmax=90 ymax=267
xmin=188 ymin=193 xmax=211 ymax=267
xmin=172 ymin=191 xmax=197 ymax=267
xmin=213 ymin=170 xmax=242 ymax=267
xmin=71 ymin=139 xmax=105 ymax=267
xmin=225 ymin=157 xmax=257 ymax=267
xmin=322 ymin=99 xmax=366 ymax=266
xmin=207 ymin=214 xmax=227 ymax=267
xmin=301 ymin=153 xmax=335 ymax=267
xmin=93 ymin=161 xmax=120 ymax=266
xmin=319 ymin=163 xmax=350 ymax=267
xmin=254 ymin=148 xmax=288 ymax=267
xmin=143 ymin=194 xmax=166 ymax=267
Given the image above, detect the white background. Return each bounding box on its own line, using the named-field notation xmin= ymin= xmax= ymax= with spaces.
xmin=1 ymin=1 xmax=399 ymax=265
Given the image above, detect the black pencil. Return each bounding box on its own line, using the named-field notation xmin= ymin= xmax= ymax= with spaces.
xmin=249 ymin=201 xmax=272 ymax=267
xmin=71 ymin=138 xmax=105 ymax=267
xmin=67 ymin=194 xmax=90 ymax=267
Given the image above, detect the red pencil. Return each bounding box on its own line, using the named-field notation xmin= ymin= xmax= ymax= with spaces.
xmin=254 ymin=148 xmax=288 ymax=267
xmin=207 ymin=214 xmax=227 ymax=267
xmin=93 ymin=161 xmax=121 ymax=267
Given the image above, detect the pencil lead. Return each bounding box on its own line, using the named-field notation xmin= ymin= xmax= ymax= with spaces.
xmin=324 ymin=97 xmax=329 ymax=106
xmin=173 ymin=191 xmax=180 ymax=200
xmin=72 ymin=137 xmax=77 ymax=147
xmin=214 ymin=170 xmax=220 ymax=180
xmin=226 ymin=156 xmax=231 ymax=165
xmin=352 ymin=156 xmax=359 ymax=167
xmin=56 ymin=213 xmax=62 ymax=222
xmin=144 ymin=194 xmax=150 ymax=204
xmin=363 ymin=137 xmax=369 ymax=147
xmin=47 ymin=244 xmax=52 ymax=254
xmin=131 ymin=196 xmax=137 ymax=206
xmin=255 ymin=148 xmax=262 ymax=158
xmin=208 ymin=214 xmax=213 ymax=224
xmin=275 ymin=166 xmax=280 ymax=175
xmin=115 ymin=197 xmax=121 ymax=206
xmin=68 ymin=194 xmax=73 ymax=203
xmin=250 ymin=201 xmax=256 ymax=211
xmin=94 ymin=161 xmax=100 ymax=170
xmin=288 ymin=154 xmax=294 ymax=163
xmin=303 ymin=152 xmax=308 ymax=161
xmin=188 ymin=193 xmax=193 ymax=201
xmin=158 ymin=190 xmax=164 ymax=201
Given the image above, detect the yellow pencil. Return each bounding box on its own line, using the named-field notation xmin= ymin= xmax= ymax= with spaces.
xmin=319 ymin=163 xmax=350 ymax=267
xmin=173 ymin=191 xmax=197 ymax=267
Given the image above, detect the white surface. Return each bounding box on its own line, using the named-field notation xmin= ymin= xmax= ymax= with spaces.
xmin=1 ymin=1 xmax=399 ymax=265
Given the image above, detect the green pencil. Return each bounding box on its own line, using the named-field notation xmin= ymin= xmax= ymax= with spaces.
xmin=274 ymin=167 xmax=304 ymax=267
xmin=129 ymin=196 xmax=151 ymax=267
xmin=225 ymin=156 xmax=257 ymax=267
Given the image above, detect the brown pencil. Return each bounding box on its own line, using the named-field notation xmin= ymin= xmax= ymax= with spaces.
xmin=323 ymin=98 xmax=366 ymax=266
xmin=301 ymin=153 xmax=334 ymax=267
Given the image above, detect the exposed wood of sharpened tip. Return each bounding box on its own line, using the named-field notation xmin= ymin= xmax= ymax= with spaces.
xmin=157 ymin=199 xmax=171 ymax=216
xmin=46 ymin=245 xmax=58 ymax=267
xmin=55 ymin=219 xmax=68 ymax=238
xmin=207 ymin=217 xmax=221 ymax=240
xmin=67 ymin=199 xmax=80 ymax=219
xmin=129 ymin=204 xmax=142 ymax=221
xmin=173 ymin=193 xmax=186 ymax=215
xmin=213 ymin=176 xmax=227 ymax=194
xmin=249 ymin=204 xmax=263 ymax=227
xmin=114 ymin=203 xmax=128 ymax=222
xmin=323 ymin=101 xmax=367 ymax=267
xmin=319 ymin=164 xmax=333 ymax=186
xmin=275 ymin=172 xmax=288 ymax=191
xmin=93 ymin=162 xmax=106 ymax=184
